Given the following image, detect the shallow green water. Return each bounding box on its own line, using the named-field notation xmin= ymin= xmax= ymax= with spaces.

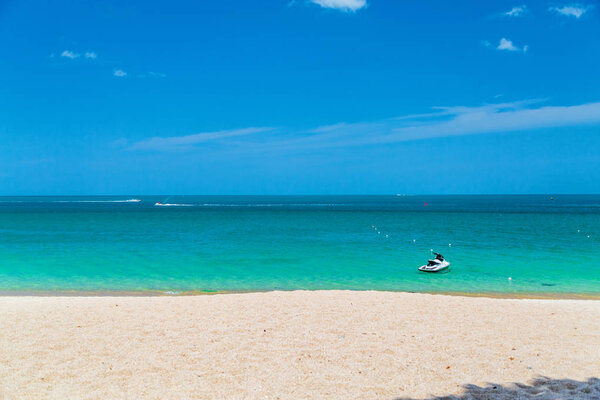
xmin=0 ymin=195 xmax=598 ymax=295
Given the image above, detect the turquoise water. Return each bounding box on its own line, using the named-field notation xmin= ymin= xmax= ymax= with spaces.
xmin=0 ymin=195 xmax=599 ymax=296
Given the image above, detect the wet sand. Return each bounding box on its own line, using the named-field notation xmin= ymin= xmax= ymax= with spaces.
xmin=1 ymin=291 xmax=599 ymax=399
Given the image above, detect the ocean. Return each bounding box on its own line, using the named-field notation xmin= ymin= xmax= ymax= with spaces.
xmin=0 ymin=195 xmax=598 ymax=296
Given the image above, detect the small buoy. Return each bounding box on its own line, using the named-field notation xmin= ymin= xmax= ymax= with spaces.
xmin=448 ymin=243 xmax=452 ymax=246
xmin=588 ymin=235 xmax=591 ymax=238
xmin=508 ymin=277 xmax=512 ymax=281
xmin=425 ymin=203 xmax=428 ymax=206
xmin=578 ymin=230 xmax=580 ymax=233
xmin=385 ymin=235 xmax=389 ymax=238
xmin=413 ymin=239 xmax=416 ymax=242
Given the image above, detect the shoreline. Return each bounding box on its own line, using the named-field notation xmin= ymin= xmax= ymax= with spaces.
xmin=1 ymin=288 xmax=600 ymax=300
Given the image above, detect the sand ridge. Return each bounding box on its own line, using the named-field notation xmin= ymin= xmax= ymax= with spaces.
xmin=1 ymin=291 xmax=599 ymax=399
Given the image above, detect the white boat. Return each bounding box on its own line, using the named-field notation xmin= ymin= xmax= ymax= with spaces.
xmin=418 ymin=252 xmax=450 ymax=273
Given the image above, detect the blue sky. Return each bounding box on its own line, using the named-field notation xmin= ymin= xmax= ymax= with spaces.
xmin=1 ymin=0 xmax=599 ymax=194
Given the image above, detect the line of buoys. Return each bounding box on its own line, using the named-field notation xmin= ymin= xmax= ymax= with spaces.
xmin=371 ymin=225 xmax=389 ymax=239
xmin=577 ymin=228 xmax=592 ymax=238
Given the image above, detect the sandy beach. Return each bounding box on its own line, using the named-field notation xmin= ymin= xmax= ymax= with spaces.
xmin=1 ymin=291 xmax=599 ymax=399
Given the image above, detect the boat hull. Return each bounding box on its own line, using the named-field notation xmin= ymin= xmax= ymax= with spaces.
xmin=418 ymin=262 xmax=450 ymax=273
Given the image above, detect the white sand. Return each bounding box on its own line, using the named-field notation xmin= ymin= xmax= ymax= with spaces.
xmin=1 ymin=291 xmax=599 ymax=399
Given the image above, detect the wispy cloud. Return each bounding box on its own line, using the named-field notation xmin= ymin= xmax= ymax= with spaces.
xmin=61 ymin=50 xmax=80 ymax=59
xmin=496 ymin=38 xmax=528 ymax=53
xmin=549 ymin=4 xmax=591 ymax=18
xmin=497 ymin=38 xmax=518 ymax=51
xmin=504 ymin=5 xmax=528 ymax=16
xmin=122 ymin=101 xmax=600 ymax=153
xmin=127 ymin=127 xmax=273 ymax=151
xmin=309 ymin=0 xmax=367 ymax=12
xmin=60 ymin=50 xmax=98 ymax=60
xmin=113 ymin=69 xmax=127 ymax=77
xmin=263 ymin=100 xmax=600 ymax=151
xmin=148 ymin=71 xmax=166 ymax=78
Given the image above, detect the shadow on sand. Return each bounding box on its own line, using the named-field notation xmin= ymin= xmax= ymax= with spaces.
xmin=395 ymin=377 xmax=600 ymax=400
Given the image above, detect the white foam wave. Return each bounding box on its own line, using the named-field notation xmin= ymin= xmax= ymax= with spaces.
xmin=195 ymin=203 xmax=350 ymax=207
xmin=52 ymin=199 xmax=141 ymax=203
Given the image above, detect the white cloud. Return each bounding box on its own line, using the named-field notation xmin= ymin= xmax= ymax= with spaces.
xmin=60 ymin=50 xmax=98 ymax=60
xmin=374 ymin=101 xmax=600 ymax=144
xmin=549 ymin=4 xmax=590 ymax=18
xmin=256 ymin=100 xmax=600 ymax=151
xmin=497 ymin=38 xmax=518 ymax=51
xmin=496 ymin=38 xmax=528 ymax=53
xmin=148 ymin=71 xmax=166 ymax=78
xmin=310 ymin=0 xmax=367 ymax=12
xmin=127 ymin=127 xmax=272 ymax=151
xmin=121 ymin=101 xmax=600 ymax=153
xmin=113 ymin=69 xmax=127 ymax=77
xmin=504 ymin=5 xmax=528 ymax=16
xmin=373 ymin=102 xmax=600 ymax=144
xmin=61 ymin=50 xmax=80 ymax=59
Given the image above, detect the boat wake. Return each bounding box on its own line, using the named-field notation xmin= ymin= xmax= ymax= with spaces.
xmin=53 ymin=199 xmax=141 ymax=203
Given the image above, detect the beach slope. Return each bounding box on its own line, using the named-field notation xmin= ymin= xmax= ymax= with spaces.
xmin=1 ymin=291 xmax=599 ymax=399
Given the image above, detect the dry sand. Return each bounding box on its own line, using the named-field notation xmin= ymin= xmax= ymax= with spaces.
xmin=1 ymin=291 xmax=599 ymax=399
